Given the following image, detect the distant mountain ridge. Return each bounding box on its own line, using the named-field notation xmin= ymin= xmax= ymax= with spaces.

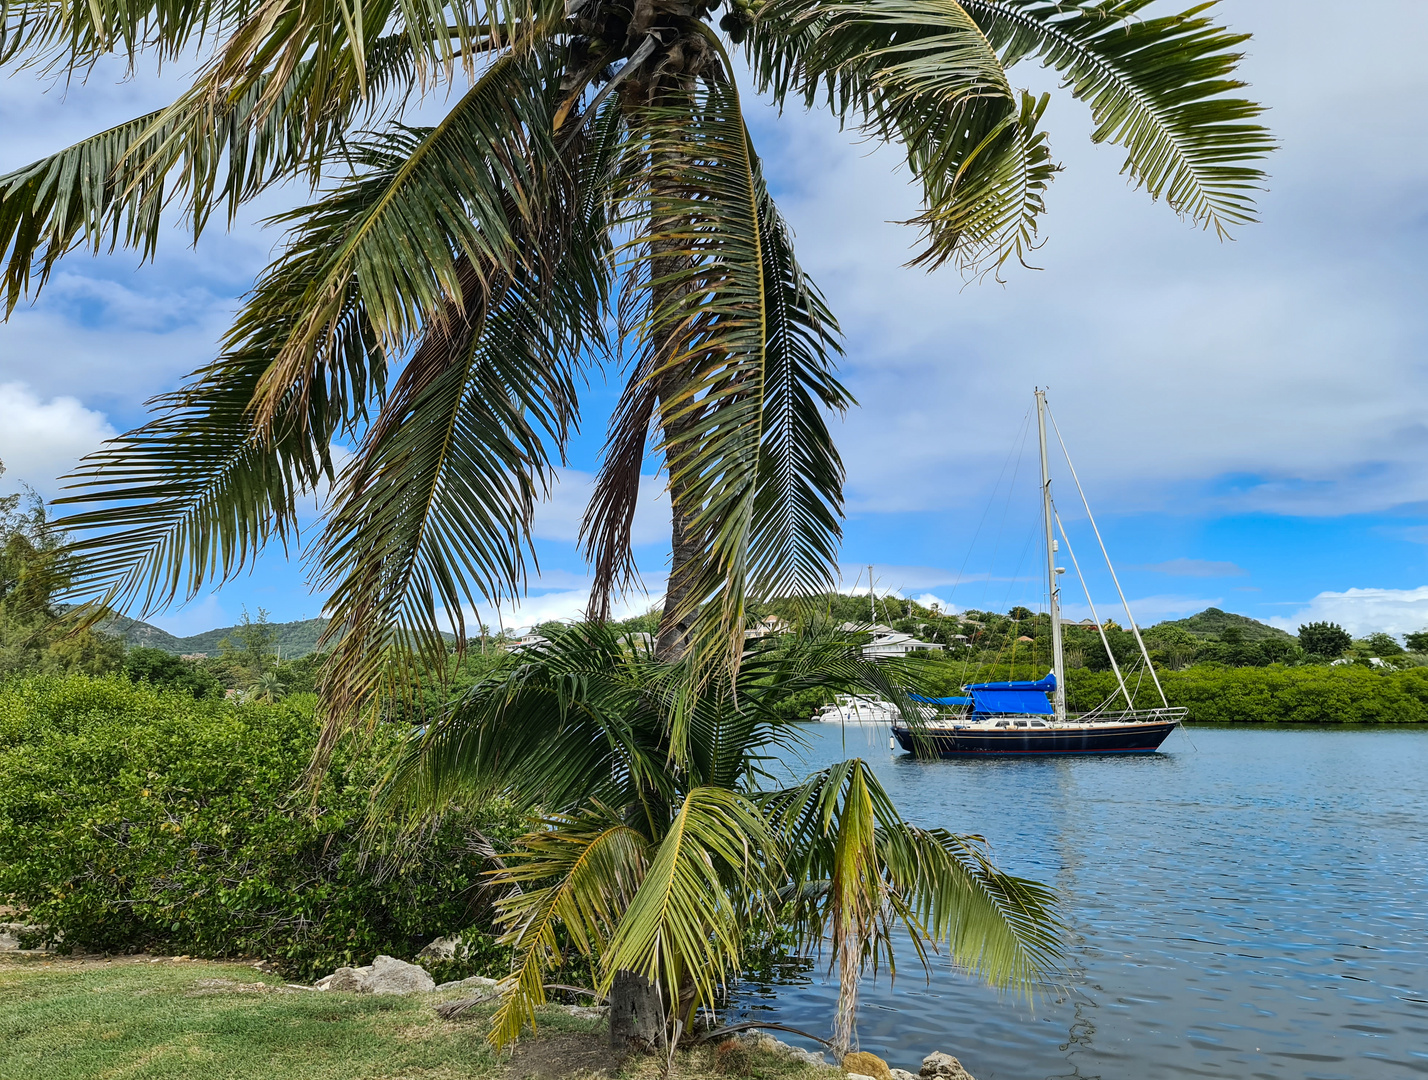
xmin=1151 ymin=607 xmax=1294 ymax=641
xmin=99 ymin=614 xmax=331 ymax=658
xmin=99 ymin=604 xmax=1289 ymax=657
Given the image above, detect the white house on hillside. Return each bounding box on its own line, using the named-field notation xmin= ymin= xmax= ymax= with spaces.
xmin=745 ymin=614 xmax=789 ymax=640
xmin=840 ymin=623 xmax=943 ymax=659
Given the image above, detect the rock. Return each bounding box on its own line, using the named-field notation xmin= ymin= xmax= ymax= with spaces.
xmin=416 ymin=935 xmax=462 ymax=962
xmin=735 ymin=1032 xmax=827 ymax=1067
xmin=846 ymin=1074 xmax=877 ymax=1080
xmin=434 ymin=975 xmax=500 ymax=995
xmin=315 ymin=966 xmax=371 ymax=992
xmin=563 ymin=1003 xmax=610 ymax=1020
xmin=920 ymin=1052 xmax=975 ymax=1080
xmin=0 ymin=922 xmax=49 ymax=952
xmin=843 ymin=1051 xmax=892 ymax=1080
xmin=891 ymin=1070 xmax=919 ymax=1080
xmin=315 ymin=956 xmax=435 ymax=995
xmin=366 ymin=955 xmax=436 ymax=995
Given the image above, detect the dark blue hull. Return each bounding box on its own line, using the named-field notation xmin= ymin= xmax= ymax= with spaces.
xmin=892 ymin=719 xmax=1178 ymax=757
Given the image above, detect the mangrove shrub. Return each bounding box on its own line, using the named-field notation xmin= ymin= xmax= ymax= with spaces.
xmin=0 ymin=675 xmax=520 ymax=979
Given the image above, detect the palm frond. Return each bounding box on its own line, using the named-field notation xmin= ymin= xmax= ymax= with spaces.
xmin=587 ymin=66 xmax=846 ymax=680
xmin=767 ymin=757 xmax=1062 ymax=1050
xmin=52 ymin=37 xmax=578 ymax=626
xmin=312 ymin=97 xmax=623 ymax=729
xmin=244 ymin=41 xmax=563 ymax=433
xmin=50 ymin=134 xmax=396 ymax=612
xmin=749 ymin=0 xmax=1056 ymax=272
xmin=0 ymin=0 xmax=251 ymax=68
xmin=488 ymin=807 xmax=650 ymax=1046
xmin=600 ymin=785 xmax=776 ymax=1020
xmin=879 ymin=823 xmax=1062 ymax=991
xmin=962 ymin=0 xmax=1272 ymax=234
xmin=379 ymin=623 xmax=680 ymax=816
xmin=750 ymin=0 xmax=1270 ymax=271
xmin=0 ymin=0 xmax=540 ymax=86
xmin=0 ymin=33 xmax=418 ymax=315
xmin=904 ymin=87 xmax=1056 ymax=271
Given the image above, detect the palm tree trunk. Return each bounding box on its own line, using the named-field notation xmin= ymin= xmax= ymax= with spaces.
xmin=610 ymin=62 xmax=705 ymax=1045
xmin=609 ymin=970 xmax=666 ymax=1048
xmin=648 ymin=141 xmax=700 ymax=665
xmin=655 ymin=418 xmax=700 ymax=662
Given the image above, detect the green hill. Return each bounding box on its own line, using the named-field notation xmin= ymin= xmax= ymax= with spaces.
xmin=100 ymin=615 xmax=332 ymax=658
xmin=96 ymin=612 xmax=186 ymax=652
xmin=1149 ymin=607 xmax=1294 ymax=642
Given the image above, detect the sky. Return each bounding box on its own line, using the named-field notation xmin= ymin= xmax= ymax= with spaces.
xmin=2 ymin=0 xmax=1427 ymax=640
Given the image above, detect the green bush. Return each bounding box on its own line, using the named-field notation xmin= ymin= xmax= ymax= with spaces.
xmin=0 ymin=675 xmax=522 ymax=979
xmin=123 ymin=647 xmax=223 ymax=700
xmin=1064 ymin=665 xmax=1428 ymax=722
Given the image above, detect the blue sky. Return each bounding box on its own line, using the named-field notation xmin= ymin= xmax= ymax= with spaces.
xmin=3 ymin=0 xmax=1427 ymax=639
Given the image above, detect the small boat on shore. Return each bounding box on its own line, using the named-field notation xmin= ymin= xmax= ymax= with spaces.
xmin=892 ymin=390 xmax=1186 ymax=757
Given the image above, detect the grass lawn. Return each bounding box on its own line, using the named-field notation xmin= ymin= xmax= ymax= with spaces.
xmin=0 ymin=955 xmax=834 ymax=1080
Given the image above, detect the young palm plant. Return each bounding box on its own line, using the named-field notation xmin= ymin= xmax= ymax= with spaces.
xmin=0 ymin=0 xmax=1271 ymax=702
xmin=382 ymin=622 xmax=1062 ymax=1053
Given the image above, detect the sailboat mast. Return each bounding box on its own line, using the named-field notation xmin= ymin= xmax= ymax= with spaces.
xmin=1036 ymin=390 xmax=1067 ymax=722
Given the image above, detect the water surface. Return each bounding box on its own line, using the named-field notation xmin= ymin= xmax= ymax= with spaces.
xmin=735 ymin=725 xmax=1428 ymax=1080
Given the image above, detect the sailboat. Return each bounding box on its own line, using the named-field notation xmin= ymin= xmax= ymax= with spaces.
xmin=891 ymin=390 xmax=1187 ymax=757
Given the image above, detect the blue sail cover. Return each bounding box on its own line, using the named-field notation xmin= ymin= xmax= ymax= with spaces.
xmin=964 ymin=672 xmax=1057 ymax=692
xmin=964 ymin=671 xmax=1056 ymax=715
xmin=908 ymin=693 xmax=973 ymax=706
xmin=969 ymin=688 xmax=1054 ymax=715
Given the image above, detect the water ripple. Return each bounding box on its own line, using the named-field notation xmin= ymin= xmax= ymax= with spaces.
xmin=733 ymin=725 xmax=1428 ymax=1080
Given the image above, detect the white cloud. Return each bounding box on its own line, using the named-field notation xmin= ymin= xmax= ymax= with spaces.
xmin=532 ymin=468 xmax=670 ymax=548
xmin=0 ymin=382 xmax=116 ymax=496
xmin=747 ymin=0 xmax=1428 ymax=520
xmin=470 ymin=575 xmax=666 ymax=634
xmin=1267 ymin=587 xmax=1428 ymax=639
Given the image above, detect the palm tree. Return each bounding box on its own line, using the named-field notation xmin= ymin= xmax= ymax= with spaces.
xmin=0 ymin=0 xmax=1270 ymax=703
xmin=383 ymin=621 xmax=1061 ymax=1052
xmin=1 ymin=3 xmax=1265 ymax=1048
xmin=251 ymin=671 xmax=288 ymax=702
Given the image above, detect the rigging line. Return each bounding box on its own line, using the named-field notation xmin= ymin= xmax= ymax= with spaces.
xmin=998 ymin=514 xmax=1039 ymax=616
xmin=963 ymin=409 xmax=1034 ymax=688
xmin=1054 ymin=507 xmax=1133 ymax=711
xmin=947 ymin=404 xmax=1033 ymax=612
xmin=974 ymin=408 xmax=1033 ymax=616
xmin=1045 ymin=401 xmax=1168 ymax=709
xmin=997 ymin=525 xmax=1040 ymax=680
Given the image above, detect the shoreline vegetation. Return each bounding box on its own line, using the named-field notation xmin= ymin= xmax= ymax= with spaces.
xmin=893 ymin=663 xmax=1428 ymax=726
xmin=748 ymin=595 xmax=1428 ymax=727
xmin=7 ymin=492 xmax=1424 ymax=727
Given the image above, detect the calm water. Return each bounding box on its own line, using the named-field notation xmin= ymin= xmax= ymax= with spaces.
xmin=734 ymin=725 xmax=1428 ymax=1080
